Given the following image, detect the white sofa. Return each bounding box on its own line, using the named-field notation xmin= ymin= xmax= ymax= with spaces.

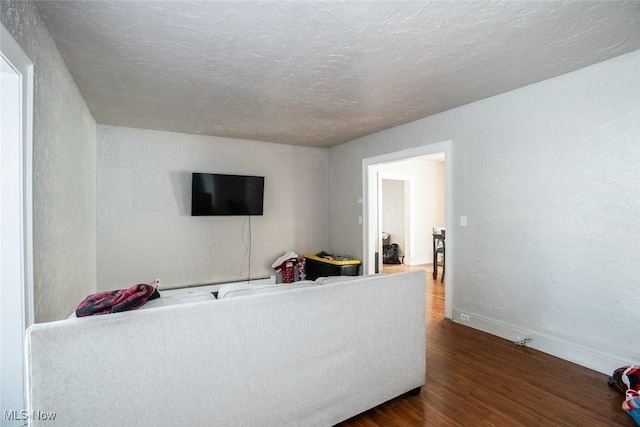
xmin=24 ymin=271 xmax=426 ymax=427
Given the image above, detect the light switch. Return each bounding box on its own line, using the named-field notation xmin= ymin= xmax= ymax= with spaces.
xmin=460 ymin=216 xmax=468 ymax=227
xmin=358 ymin=216 xmax=363 ymax=224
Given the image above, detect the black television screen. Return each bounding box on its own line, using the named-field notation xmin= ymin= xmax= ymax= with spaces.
xmin=191 ymin=173 xmax=264 ymax=216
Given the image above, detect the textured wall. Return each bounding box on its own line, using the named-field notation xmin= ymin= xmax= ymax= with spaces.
xmin=1 ymin=2 xmax=97 ymax=322
xmin=328 ymin=50 xmax=640 ymax=372
xmin=97 ymin=125 xmax=328 ymax=290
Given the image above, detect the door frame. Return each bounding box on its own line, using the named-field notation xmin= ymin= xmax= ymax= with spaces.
xmin=362 ymin=141 xmax=453 ymax=319
xmin=1 ymin=22 xmax=35 ymax=421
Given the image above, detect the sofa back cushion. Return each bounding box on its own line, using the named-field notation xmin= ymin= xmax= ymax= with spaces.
xmin=217 ymin=281 xmax=319 ymax=299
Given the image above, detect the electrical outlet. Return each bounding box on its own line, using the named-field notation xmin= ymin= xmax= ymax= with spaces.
xmin=155 ymin=278 xmax=161 ymax=288
xmin=460 ymin=313 xmax=470 ymax=321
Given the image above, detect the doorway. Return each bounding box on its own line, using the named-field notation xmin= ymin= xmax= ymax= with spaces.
xmin=378 ymin=173 xmax=410 ymax=270
xmin=362 ymin=142 xmax=453 ymax=319
xmin=1 ymin=23 xmax=34 ymax=426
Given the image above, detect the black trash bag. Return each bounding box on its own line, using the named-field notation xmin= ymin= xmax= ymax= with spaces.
xmin=383 ymin=243 xmax=401 ymax=264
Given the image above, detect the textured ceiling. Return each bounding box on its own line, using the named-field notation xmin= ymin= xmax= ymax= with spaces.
xmin=36 ymin=1 xmax=640 ymax=148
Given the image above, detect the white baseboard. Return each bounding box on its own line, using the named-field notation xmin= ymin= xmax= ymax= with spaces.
xmin=451 ymin=308 xmax=631 ymax=375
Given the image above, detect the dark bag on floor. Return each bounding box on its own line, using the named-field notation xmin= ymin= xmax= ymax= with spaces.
xmin=383 ymin=243 xmax=401 ymax=264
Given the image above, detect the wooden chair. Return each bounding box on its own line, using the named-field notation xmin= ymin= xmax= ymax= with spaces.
xmin=432 ymin=228 xmax=445 ymax=282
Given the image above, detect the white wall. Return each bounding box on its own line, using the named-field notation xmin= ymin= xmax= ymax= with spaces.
xmin=381 ymin=179 xmax=405 ymax=255
xmin=328 ymin=49 xmax=640 ymax=374
xmin=1 ymin=1 xmax=97 ymax=322
xmin=97 ymin=125 xmax=328 ymax=290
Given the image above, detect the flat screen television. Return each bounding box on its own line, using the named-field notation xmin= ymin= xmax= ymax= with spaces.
xmin=191 ymin=173 xmax=264 ymax=216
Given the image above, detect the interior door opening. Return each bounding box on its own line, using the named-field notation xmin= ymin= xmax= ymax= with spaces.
xmin=378 ymin=174 xmax=411 ymax=271
xmin=363 ymin=142 xmax=453 ymax=319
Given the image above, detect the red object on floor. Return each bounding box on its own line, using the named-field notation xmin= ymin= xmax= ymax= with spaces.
xmin=272 ymin=253 xmax=306 ymax=283
xmin=282 ymin=260 xmax=295 ymax=283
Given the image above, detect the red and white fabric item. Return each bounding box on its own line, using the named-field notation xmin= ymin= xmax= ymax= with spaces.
xmin=296 ymin=257 xmax=306 ymax=281
xmin=271 ymin=251 xmax=302 ymax=284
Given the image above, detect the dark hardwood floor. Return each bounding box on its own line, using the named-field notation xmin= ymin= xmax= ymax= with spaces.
xmin=337 ymin=264 xmax=633 ymax=426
